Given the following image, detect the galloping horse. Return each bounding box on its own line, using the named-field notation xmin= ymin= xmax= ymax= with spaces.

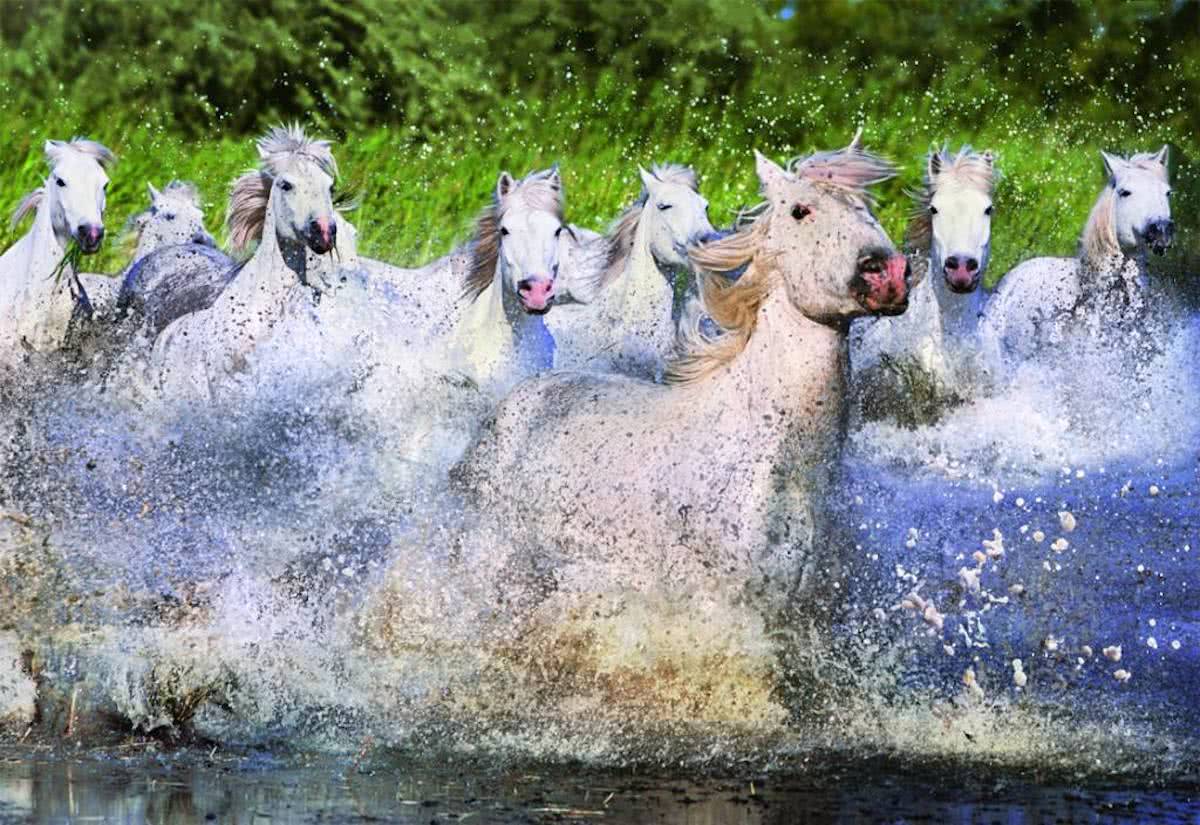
xmin=452 ymin=137 xmax=908 ymax=604
xmin=145 ymin=125 xmax=356 ymax=399
xmin=981 ymin=147 xmax=1172 ymax=364
xmin=547 ymin=164 xmax=716 ymax=379
xmin=852 ymin=146 xmax=996 ymax=422
xmin=0 ymin=138 xmax=114 ymax=366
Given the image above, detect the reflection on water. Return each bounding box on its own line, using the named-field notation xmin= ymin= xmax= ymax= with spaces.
xmin=1 ymin=749 xmax=1198 ymax=824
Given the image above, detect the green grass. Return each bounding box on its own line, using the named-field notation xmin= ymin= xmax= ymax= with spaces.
xmin=1 ymin=81 xmax=1196 ymax=288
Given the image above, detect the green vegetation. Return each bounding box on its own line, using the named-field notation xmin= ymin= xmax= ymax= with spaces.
xmin=0 ymin=0 xmax=1196 ymax=285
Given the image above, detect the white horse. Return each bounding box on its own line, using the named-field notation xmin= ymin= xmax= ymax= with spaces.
xmin=127 ymin=181 xmax=215 ymax=259
xmin=144 ymin=125 xmax=358 ymax=400
xmin=0 ymin=138 xmax=114 ymax=366
xmin=451 ymin=139 xmax=908 ymax=603
xmin=546 ymin=163 xmax=716 ymax=379
xmin=852 ymin=146 xmax=996 ymax=419
xmin=76 ymin=181 xmax=218 ymax=319
xmin=980 ymin=147 xmax=1172 ymax=363
xmin=339 ymin=167 xmax=585 ymax=479
xmin=387 ymin=166 xmax=581 ymax=397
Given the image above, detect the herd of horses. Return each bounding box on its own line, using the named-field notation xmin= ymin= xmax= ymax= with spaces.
xmin=0 ymin=125 xmax=1177 ymax=599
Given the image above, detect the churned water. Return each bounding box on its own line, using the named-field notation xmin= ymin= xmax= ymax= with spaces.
xmin=1 ymin=276 xmax=1198 ymax=820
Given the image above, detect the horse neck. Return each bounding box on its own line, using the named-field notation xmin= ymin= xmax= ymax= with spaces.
xmin=927 ymin=255 xmax=986 ymax=336
xmin=451 ymin=266 xmax=552 ymax=388
xmin=9 ymin=198 xmax=70 ymax=293
xmin=602 ymin=220 xmax=675 ymax=318
xmin=707 ymin=284 xmax=849 ymax=466
xmin=132 ymin=230 xmax=160 ymax=263
xmin=0 ymin=199 xmax=76 ymax=355
xmin=226 ymin=198 xmax=307 ymax=307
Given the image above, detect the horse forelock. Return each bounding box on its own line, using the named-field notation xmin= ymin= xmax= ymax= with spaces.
xmin=9 ymin=188 xmax=44 ymax=230
xmin=669 ymin=208 xmax=776 ymax=385
xmin=45 ymin=138 xmax=116 ymax=171
xmin=649 ymin=162 xmax=699 ymax=192
xmin=1124 ymin=151 xmax=1170 ymax=182
xmin=463 ymin=168 xmax=565 ymax=300
xmin=257 ymin=123 xmax=338 ymax=180
xmin=906 ymin=146 xmax=996 ymax=252
xmin=162 ymin=180 xmax=202 ymax=209
xmin=788 ymin=144 xmax=896 ymax=207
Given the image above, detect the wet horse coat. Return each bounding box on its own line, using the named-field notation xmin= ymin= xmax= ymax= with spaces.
xmin=453 ymin=140 xmax=908 ymax=603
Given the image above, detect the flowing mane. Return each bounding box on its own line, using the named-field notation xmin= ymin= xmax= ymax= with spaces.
xmin=226 ymin=124 xmax=339 ymax=253
xmin=670 ymin=138 xmax=895 ymax=385
xmin=905 ymin=146 xmax=995 ymax=252
xmin=588 ymin=163 xmax=700 ymax=293
xmin=1079 ymin=150 xmax=1167 ymax=270
xmin=463 ymin=166 xmax=564 ymax=300
xmin=9 ymin=188 xmax=43 ymax=229
xmin=668 ymin=208 xmax=774 ymax=385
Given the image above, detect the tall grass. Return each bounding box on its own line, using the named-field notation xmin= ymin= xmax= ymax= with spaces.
xmin=0 ymin=70 xmax=1195 ymax=288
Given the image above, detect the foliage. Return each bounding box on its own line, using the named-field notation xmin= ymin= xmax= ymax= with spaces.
xmin=0 ymin=0 xmax=1196 ymax=289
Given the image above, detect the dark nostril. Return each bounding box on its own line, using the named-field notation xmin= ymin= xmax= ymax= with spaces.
xmin=517 ymin=279 xmax=532 ymax=293
xmin=965 ymin=258 xmax=979 ymax=272
xmin=944 ymin=255 xmax=959 ymax=270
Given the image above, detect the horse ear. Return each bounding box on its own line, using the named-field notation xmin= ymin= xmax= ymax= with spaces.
xmin=927 ymin=151 xmax=942 ymax=179
xmin=1100 ymin=151 xmax=1123 ymax=179
xmin=44 ymin=140 xmax=66 ymax=165
xmin=638 ymin=166 xmax=659 ymax=192
xmin=546 ymin=163 xmax=561 ymax=190
xmin=1153 ymin=144 xmax=1169 ymax=166
xmin=496 ymin=171 xmax=515 ymax=201
xmin=753 ymin=150 xmax=790 ymax=193
xmin=847 ymin=127 xmax=864 ymax=152
xmin=146 ymin=182 xmax=161 ymax=202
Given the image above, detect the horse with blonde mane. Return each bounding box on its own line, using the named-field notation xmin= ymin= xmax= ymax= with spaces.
xmin=451 ymin=136 xmax=908 ymax=604
xmin=144 ymin=124 xmax=358 ymax=399
xmin=545 ymin=163 xmax=716 ymax=379
xmin=388 ymin=166 xmax=584 ymax=397
xmin=346 ymin=166 xmax=588 ymax=480
xmin=852 ymin=145 xmax=996 ymax=422
xmin=0 ymin=138 xmax=114 ymax=367
xmin=980 ymin=147 xmax=1173 ymax=365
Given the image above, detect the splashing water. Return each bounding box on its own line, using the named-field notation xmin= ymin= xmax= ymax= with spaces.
xmin=1 ymin=274 xmax=1198 ymax=796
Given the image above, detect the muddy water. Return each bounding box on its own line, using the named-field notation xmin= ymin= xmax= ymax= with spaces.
xmin=1 ymin=748 xmax=1198 ymax=824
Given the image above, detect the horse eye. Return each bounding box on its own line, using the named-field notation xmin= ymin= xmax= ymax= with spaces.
xmin=1166 ymin=190 xmax=1174 ymax=197
xmin=280 ymin=180 xmax=294 ymax=192
xmin=55 ymin=177 xmax=66 ymax=188
xmin=984 ymin=205 xmax=994 ymax=216
xmin=165 ymin=213 xmax=176 ymax=222
xmin=929 ymin=205 xmax=938 ymax=216
xmin=554 ymin=226 xmax=563 ymax=237
xmin=657 ymin=203 xmax=672 ymax=211
xmin=791 ymin=204 xmax=811 ymax=221
xmin=499 ymin=226 xmax=510 ymax=237
xmin=1118 ymin=189 xmax=1132 ymax=198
